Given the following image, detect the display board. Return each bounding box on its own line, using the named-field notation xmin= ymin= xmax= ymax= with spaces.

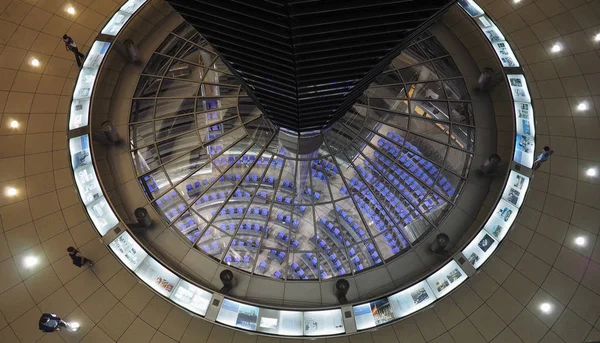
xmin=458 ymin=0 xmax=518 ymax=67
xmin=353 ymin=298 xmax=395 ymax=331
xmin=109 ymin=231 xmax=148 ymax=270
xmin=170 ymin=280 xmax=213 ymax=316
xmin=101 ymin=0 xmax=148 ymax=35
xmin=69 ymin=41 xmax=110 ymax=130
xmin=462 ymin=230 xmax=499 ymax=269
xmin=502 ymin=171 xmax=530 ymax=208
xmin=256 ymin=309 xmax=303 ymax=336
xmin=303 ymin=309 xmax=345 ymax=336
xmin=217 ymin=299 xmax=261 ymax=331
xmin=425 ymin=260 xmax=467 ymax=298
xmin=388 ymin=281 xmax=436 ymax=318
xmin=135 ymin=257 xmax=181 ymax=297
xmin=69 ymin=135 xmax=119 ymax=235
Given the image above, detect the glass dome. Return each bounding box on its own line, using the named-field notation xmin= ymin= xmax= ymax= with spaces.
xmin=129 ymin=23 xmax=475 ymax=281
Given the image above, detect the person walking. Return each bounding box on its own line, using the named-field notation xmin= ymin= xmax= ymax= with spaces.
xmin=63 ymin=34 xmax=85 ymax=68
xmin=39 ymin=313 xmax=68 ymax=333
xmin=532 ymin=146 xmax=554 ymax=171
xmin=67 ymin=246 xmax=93 ymax=267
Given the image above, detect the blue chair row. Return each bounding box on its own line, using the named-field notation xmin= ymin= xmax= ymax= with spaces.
xmin=256 ymin=260 xmax=268 ymax=273
xmin=305 ymin=187 xmax=321 ymax=200
xmin=144 ymin=175 xmax=159 ymax=193
xmin=289 ymin=262 xmax=308 ymax=279
xmin=275 ymin=231 xmax=300 ymax=249
xmin=231 ymin=238 xmax=258 ymax=248
xmin=207 ymin=124 xmax=221 ymax=132
xmin=312 ymin=159 xmax=339 ymax=175
xmin=177 ymin=218 xmax=197 ymax=232
xmin=268 ymin=249 xmax=286 ymax=263
xmin=206 ymin=133 xmax=221 ymax=140
xmin=311 ymin=168 xmax=328 ymax=183
xmin=155 ymin=190 xmax=179 ymax=207
xmin=274 ymin=196 xmax=307 ymax=213
xmin=224 ymin=255 xmax=251 ymax=264
xmin=207 ymin=145 xmax=222 ymax=155
xmin=201 ymin=241 xmax=221 ymax=254
xmin=211 ymin=206 xmax=269 ymax=217
xmin=320 ymin=217 xmax=365 ymax=242
xmin=275 ymin=213 xmax=300 ymax=228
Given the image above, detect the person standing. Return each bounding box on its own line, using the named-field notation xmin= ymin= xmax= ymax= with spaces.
xmin=67 ymin=246 xmax=93 ymax=267
xmin=532 ymin=146 xmax=554 ymax=171
xmin=63 ymin=34 xmax=85 ymax=68
xmin=39 ymin=313 xmax=68 ymax=333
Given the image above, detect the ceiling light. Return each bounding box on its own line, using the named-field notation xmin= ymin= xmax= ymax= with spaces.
xmin=69 ymin=322 xmax=80 ymax=331
xmin=551 ymin=44 xmax=562 ymax=53
xmin=587 ymin=168 xmax=597 ymax=177
xmin=6 ymin=188 xmax=17 ymax=196
xmin=23 ymin=256 xmax=39 ymax=268
xmin=577 ymin=102 xmax=588 ymax=111
xmin=540 ymin=303 xmax=552 ymax=313
xmin=595 ymin=33 xmax=600 ymax=42
xmin=514 ymin=0 xmax=521 ymax=3
xmin=9 ymin=120 xmax=19 ymax=128
xmin=575 ymin=236 xmax=586 ymax=246
xmin=30 ymin=58 xmax=40 ymax=67
xmin=66 ymin=6 xmax=75 ymax=14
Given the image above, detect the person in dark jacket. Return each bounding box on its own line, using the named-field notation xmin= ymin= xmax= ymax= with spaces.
xmin=63 ymin=34 xmax=85 ymax=68
xmin=39 ymin=313 xmax=67 ymax=333
xmin=67 ymin=246 xmax=93 ymax=267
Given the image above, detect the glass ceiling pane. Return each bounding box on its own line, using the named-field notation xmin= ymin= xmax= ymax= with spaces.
xmin=131 ymin=23 xmax=474 ymax=280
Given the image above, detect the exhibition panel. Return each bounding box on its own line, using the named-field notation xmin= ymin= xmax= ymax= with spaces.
xmin=64 ymin=0 xmax=534 ymax=338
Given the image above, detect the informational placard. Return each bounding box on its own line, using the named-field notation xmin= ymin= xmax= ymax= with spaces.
xmin=170 ymin=280 xmax=212 ymax=316
xmin=101 ymin=0 xmax=147 ymax=35
xmin=515 ymin=102 xmax=535 ymax=137
xmin=303 ymin=309 xmax=345 ymax=336
xmin=86 ymin=197 xmax=119 ymax=235
xmin=462 ymin=230 xmax=499 ymax=269
xmin=70 ymin=41 xmax=110 ymax=130
xmin=481 ymin=198 xmax=519 ymax=242
xmin=135 ymin=257 xmax=180 ymax=297
xmin=216 ymin=299 xmax=260 ymax=331
xmin=109 ymin=231 xmax=148 ymax=270
xmin=458 ymin=0 xmax=484 ymax=17
xmin=502 ymin=171 xmax=530 ymax=208
xmin=353 ymin=298 xmax=395 ymax=331
xmin=69 ymin=135 xmax=92 ymax=169
xmin=73 ymin=164 xmax=103 ymax=206
xmin=387 ymin=280 xmax=435 ymax=318
xmin=491 ymin=41 xmax=519 ymax=68
xmin=514 ymin=134 xmax=535 ymax=168
xmin=425 ymin=260 xmax=467 ymax=298
xmin=507 ymin=74 xmax=531 ymax=103
xmin=256 ymin=309 xmax=303 ymax=336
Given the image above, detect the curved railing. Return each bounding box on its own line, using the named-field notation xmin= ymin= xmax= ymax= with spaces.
xmin=66 ymin=0 xmax=535 ymax=338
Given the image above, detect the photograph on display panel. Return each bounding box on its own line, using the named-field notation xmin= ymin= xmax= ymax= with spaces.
xmin=462 ymin=230 xmax=499 ymax=269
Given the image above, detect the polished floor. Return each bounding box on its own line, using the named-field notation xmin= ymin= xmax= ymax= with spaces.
xmin=0 ymin=0 xmax=600 ymax=342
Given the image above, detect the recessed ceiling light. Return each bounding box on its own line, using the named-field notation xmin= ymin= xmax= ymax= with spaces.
xmin=575 ymin=236 xmax=586 ymax=246
xmin=551 ymin=43 xmax=562 ymax=53
xmin=66 ymin=6 xmax=75 ymax=14
xmin=9 ymin=120 xmax=19 ymax=128
xmin=540 ymin=303 xmax=552 ymax=313
xmin=30 ymin=58 xmax=40 ymax=67
xmin=6 ymin=188 xmax=17 ymax=196
xmin=595 ymin=33 xmax=600 ymax=42
xmin=514 ymin=0 xmax=521 ymax=3
xmin=587 ymin=168 xmax=597 ymax=177
xmin=23 ymin=256 xmax=39 ymax=268
xmin=577 ymin=102 xmax=588 ymax=111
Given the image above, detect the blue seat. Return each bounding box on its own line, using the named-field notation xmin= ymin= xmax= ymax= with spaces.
xmin=243 ymin=255 xmax=250 ymax=263
xmin=320 ymin=272 xmax=327 ymax=279
xmin=225 ymin=255 xmax=232 ymax=263
xmin=274 ymin=271 xmax=282 ymax=278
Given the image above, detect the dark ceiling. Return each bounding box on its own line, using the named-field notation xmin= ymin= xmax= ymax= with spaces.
xmin=165 ymin=0 xmax=457 ymax=132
